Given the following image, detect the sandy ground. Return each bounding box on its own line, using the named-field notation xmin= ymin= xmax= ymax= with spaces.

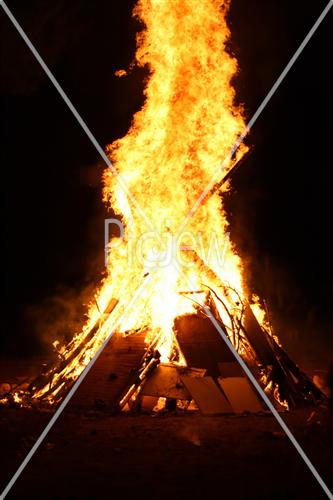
xmin=1 ymin=358 xmax=332 ymax=500
xmin=1 ymin=408 xmax=333 ymax=500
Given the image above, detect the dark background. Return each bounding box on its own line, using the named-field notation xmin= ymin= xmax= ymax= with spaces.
xmin=1 ymin=1 xmax=332 ymax=358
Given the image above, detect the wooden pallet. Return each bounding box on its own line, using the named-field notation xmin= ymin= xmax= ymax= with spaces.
xmin=69 ymin=331 xmax=147 ymax=410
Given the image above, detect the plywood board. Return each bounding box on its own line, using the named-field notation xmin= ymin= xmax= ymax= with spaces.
xmin=218 ymin=362 xmax=243 ymax=378
xmin=218 ymin=377 xmax=262 ymax=414
xmin=181 ymin=376 xmax=233 ymax=415
xmin=141 ymin=365 xmax=191 ymax=400
xmin=141 ymin=395 xmax=159 ymax=411
xmin=177 ymin=366 xmax=206 ymax=378
xmin=174 ymin=314 xmax=235 ymax=377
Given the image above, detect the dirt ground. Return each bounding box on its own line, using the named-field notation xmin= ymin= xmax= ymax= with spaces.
xmin=1 ymin=358 xmax=333 ymax=499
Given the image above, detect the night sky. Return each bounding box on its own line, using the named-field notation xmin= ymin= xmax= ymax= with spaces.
xmin=1 ymin=1 xmax=332 ymax=356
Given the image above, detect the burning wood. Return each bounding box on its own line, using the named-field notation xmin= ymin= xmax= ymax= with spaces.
xmin=119 ymin=348 xmax=161 ymax=410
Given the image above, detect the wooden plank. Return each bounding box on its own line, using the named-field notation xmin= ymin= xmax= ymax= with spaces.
xmin=218 ymin=377 xmax=263 ymax=414
xmin=243 ymin=305 xmax=276 ymax=365
xmin=181 ymin=376 xmax=233 ymax=415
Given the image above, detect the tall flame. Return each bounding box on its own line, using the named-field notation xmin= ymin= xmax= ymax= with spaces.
xmin=103 ymin=0 xmax=248 ymax=336
xmin=32 ymin=0 xmax=252 ymax=402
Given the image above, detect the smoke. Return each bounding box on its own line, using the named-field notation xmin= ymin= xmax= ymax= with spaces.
xmin=22 ymin=167 xmax=109 ymax=355
xmin=24 ymin=282 xmax=98 ymax=355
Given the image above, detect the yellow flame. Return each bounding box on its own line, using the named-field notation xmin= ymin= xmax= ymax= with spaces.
xmin=101 ymin=0 xmax=248 ymax=348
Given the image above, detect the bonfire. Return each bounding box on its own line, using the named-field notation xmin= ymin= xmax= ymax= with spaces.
xmin=1 ymin=0 xmax=323 ymax=413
